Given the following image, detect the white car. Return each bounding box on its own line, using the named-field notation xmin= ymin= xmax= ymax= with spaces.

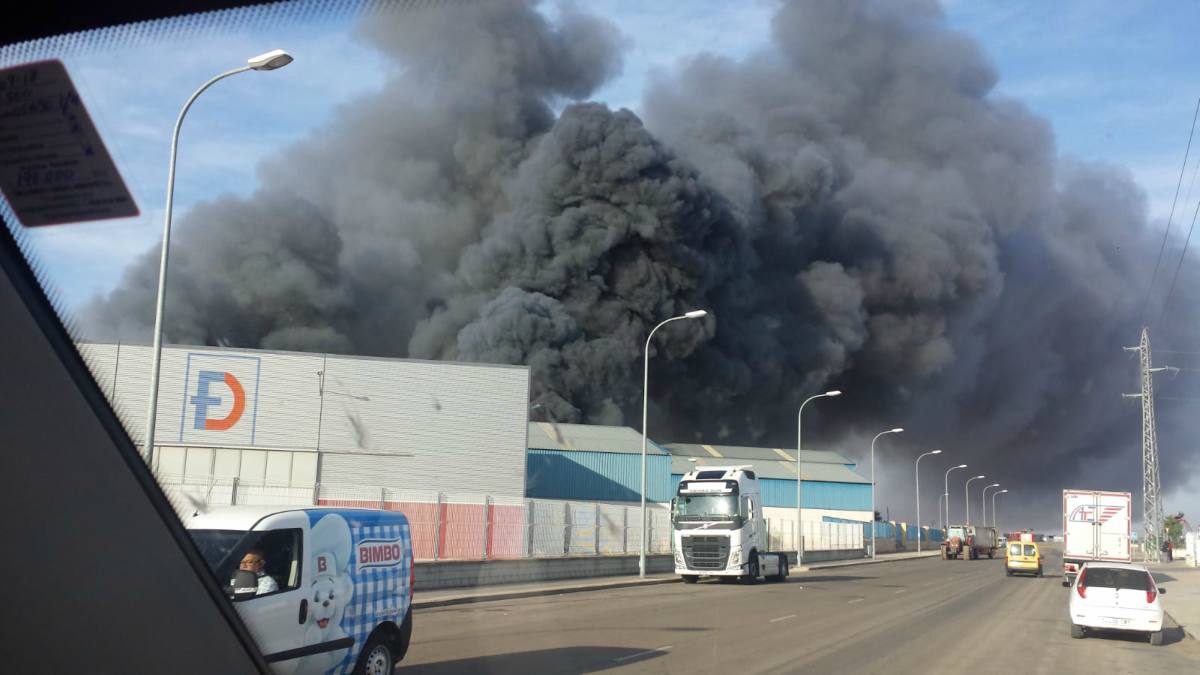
xmin=1067 ymin=561 xmax=1166 ymax=645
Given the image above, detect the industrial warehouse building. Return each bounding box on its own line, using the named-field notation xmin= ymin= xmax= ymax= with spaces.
xmin=76 ymin=342 xmax=873 ymax=547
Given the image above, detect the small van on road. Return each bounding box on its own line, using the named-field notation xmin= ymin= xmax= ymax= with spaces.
xmin=187 ymin=507 xmax=414 ymax=675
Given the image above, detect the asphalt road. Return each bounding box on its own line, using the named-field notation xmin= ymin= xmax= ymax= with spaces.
xmin=400 ymin=545 xmax=1200 ymax=674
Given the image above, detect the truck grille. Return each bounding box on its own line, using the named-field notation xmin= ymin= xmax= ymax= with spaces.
xmin=683 ymin=535 xmax=729 ymax=570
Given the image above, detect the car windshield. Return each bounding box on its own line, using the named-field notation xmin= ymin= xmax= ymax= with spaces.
xmin=7 ymin=1 xmax=1199 ymax=672
xmin=1085 ymin=568 xmax=1153 ymax=591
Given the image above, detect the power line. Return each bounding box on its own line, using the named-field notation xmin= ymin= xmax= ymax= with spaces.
xmin=1142 ymin=97 xmax=1200 ymax=327
xmin=1157 ymin=195 xmax=1200 ymax=326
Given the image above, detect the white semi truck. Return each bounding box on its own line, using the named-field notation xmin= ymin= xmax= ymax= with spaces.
xmin=671 ymin=465 xmax=789 ymax=583
xmin=1062 ymin=489 xmax=1132 ymax=585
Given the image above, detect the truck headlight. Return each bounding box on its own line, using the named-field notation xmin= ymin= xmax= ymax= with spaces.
xmin=729 ymin=546 xmax=741 ymax=566
xmin=675 ymin=552 xmax=685 ymax=566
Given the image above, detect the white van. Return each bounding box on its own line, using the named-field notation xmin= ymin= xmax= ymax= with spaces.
xmin=186 ymin=507 xmax=414 ymax=675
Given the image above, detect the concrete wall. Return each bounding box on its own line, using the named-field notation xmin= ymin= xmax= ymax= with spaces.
xmin=413 ymin=548 xmax=868 ymax=590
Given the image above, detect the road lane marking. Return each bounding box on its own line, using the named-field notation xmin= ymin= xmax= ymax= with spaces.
xmin=848 ymin=598 xmax=864 ymax=604
xmin=770 ymin=614 xmax=798 ymax=623
xmin=614 ymin=646 xmax=673 ymax=662
xmin=894 ymin=588 xmax=907 ymax=594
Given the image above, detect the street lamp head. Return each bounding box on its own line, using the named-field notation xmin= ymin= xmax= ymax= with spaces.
xmin=248 ymin=49 xmax=293 ymax=71
xmin=890 ymin=427 xmax=904 ymax=433
xmin=973 ymin=475 xmax=985 ymax=480
xmin=931 ymin=449 xmax=943 ymax=455
xmin=956 ymin=464 xmax=968 ymax=469
xmin=987 ymin=483 xmax=1000 ymax=489
xmin=1000 ymin=489 xmax=1009 ymax=494
xmin=684 ymin=309 xmax=708 ymax=319
xmin=824 ymin=390 xmax=842 ymax=397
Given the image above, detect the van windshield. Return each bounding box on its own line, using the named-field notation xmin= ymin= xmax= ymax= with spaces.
xmin=190 ymin=529 xmax=248 ymax=573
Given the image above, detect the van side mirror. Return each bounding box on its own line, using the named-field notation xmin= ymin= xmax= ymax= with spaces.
xmin=231 ymin=569 xmax=259 ymax=600
xmin=1159 ymin=587 xmax=1166 ymax=595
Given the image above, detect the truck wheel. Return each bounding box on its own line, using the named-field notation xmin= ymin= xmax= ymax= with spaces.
xmin=1006 ymin=569 xmax=1012 ymax=577
xmin=1150 ymin=630 xmax=1164 ymax=646
xmin=355 ymin=629 xmax=397 ymax=675
xmin=681 ymin=575 xmax=699 ymax=584
xmin=745 ymin=554 xmax=759 ymax=585
xmin=1070 ymin=623 xmax=1085 ymax=639
xmin=988 ymin=550 xmax=994 ymax=559
xmin=1036 ymin=567 xmax=1043 ymax=578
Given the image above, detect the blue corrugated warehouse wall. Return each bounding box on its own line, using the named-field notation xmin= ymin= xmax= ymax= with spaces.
xmin=527 ymin=450 xmax=672 ymax=502
xmin=669 ymin=475 xmax=870 ymax=511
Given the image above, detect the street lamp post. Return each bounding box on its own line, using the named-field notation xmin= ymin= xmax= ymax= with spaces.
xmin=870 ymin=428 xmax=903 ymax=560
xmin=964 ymin=475 xmax=986 ymax=524
xmin=938 ymin=493 xmax=944 ymax=530
xmin=992 ymin=489 xmax=1009 ymax=530
xmin=981 ymin=483 xmax=1000 ymax=525
xmin=142 ymin=49 xmax=294 ymax=470
xmin=944 ymin=464 xmax=968 ymax=529
xmin=797 ymin=390 xmax=842 ymax=566
xmin=915 ymin=450 xmax=942 ymax=552
xmin=640 ymin=309 xmax=707 ymax=578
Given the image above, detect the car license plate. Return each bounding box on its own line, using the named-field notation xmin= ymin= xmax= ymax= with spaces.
xmin=1102 ymin=617 xmax=1130 ymax=627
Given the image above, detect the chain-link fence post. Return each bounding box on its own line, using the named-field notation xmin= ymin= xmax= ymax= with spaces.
xmin=525 ymin=499 xmax=534 ymax=559
xmin=230 ymin=476 xmax=239 ymax=506
xmin=433 ymin=492 xmax=444 ymax=562
xmin=483 ymin=495 xmax=492 ymax=561
xmin=594 ymin=503 xmax=601 ymax=555
xmin=563 ymin=502 xmax=572 ymax=556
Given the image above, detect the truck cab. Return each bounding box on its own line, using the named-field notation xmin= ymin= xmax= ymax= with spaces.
xmin=671 ymin=465 xmax=788 ymax=584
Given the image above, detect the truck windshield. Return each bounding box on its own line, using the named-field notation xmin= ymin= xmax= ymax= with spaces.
xmin=189 ymin=529 xmax=248 ymax=573
xmin=948 ymin=527 xmax=966 ymax=539
xmin=674 ymin=494 xmax=740 ymax=521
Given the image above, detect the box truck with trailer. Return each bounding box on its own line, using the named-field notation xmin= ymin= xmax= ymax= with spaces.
xmin=672 ymin=465 xmax=789 ymax=583
xmin=941 ymin=525 xmax=998 ymax=559
xmin=1062 ymin=489 xmax=1132 ymax=585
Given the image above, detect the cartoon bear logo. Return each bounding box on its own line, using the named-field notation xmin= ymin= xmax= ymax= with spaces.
xmin=294 ymin=514 xmax=354 ymax=675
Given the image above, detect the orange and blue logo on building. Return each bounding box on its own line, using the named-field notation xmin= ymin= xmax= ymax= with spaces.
xmin=179 ymin=353 xmax=260 ymax=444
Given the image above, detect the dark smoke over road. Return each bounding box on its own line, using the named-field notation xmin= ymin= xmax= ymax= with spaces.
xmin=83 ymin=0 xmax=1200 ymax=527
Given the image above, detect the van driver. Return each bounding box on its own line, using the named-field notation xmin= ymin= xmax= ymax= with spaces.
xmin=238 ymin=547 xmax=279 ymax=595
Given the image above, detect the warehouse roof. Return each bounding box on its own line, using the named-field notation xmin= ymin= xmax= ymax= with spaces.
xmin=669 ymin=455 xmax=869 ymax=484
xmin=664 ymin=443 xmax=854 ymax=466
xmin=527 ymin=422 xmax=667 ymax=455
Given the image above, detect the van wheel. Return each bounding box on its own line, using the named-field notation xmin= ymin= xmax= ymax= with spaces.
xmin=355 ymin=630 xmax=397 ymax=675
xmin=681 ymin=575 xmax=699 ymax=584
xmin=1150 ymin=630 xmax=1164 ymax=646
xmin=1070 ymin=623 xmax=1085 ymax=639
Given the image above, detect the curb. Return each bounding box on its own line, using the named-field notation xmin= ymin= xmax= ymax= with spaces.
xmin=804 ymin=551 xmax=943 ymax=570
xmin=414 ymin=576 xmax=679 ymax=609
xmin=413 ymin=552 xmax=941 ymax=609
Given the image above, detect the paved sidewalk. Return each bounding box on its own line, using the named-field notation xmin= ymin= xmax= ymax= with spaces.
xmin=1151 ymin=559 xmax=1200 ymax=640
xmin=414 ymin=549 xmax=939 ymax=609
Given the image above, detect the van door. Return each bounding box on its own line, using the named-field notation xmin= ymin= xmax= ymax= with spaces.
xmin=229 ymin=512 xmax=309 ymax=672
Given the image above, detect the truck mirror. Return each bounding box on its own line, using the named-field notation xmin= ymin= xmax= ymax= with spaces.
xmin=231 ymin=569 xmax=259 ymax=600
xmin=1061 ymin=580 xmax=1070 ymax=588
xmin=1159 ymin=588 xmax=1166 ymax=595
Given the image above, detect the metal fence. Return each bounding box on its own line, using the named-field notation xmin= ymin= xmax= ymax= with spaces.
xmin=163 ymin=475 xmax=866 ymax=561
